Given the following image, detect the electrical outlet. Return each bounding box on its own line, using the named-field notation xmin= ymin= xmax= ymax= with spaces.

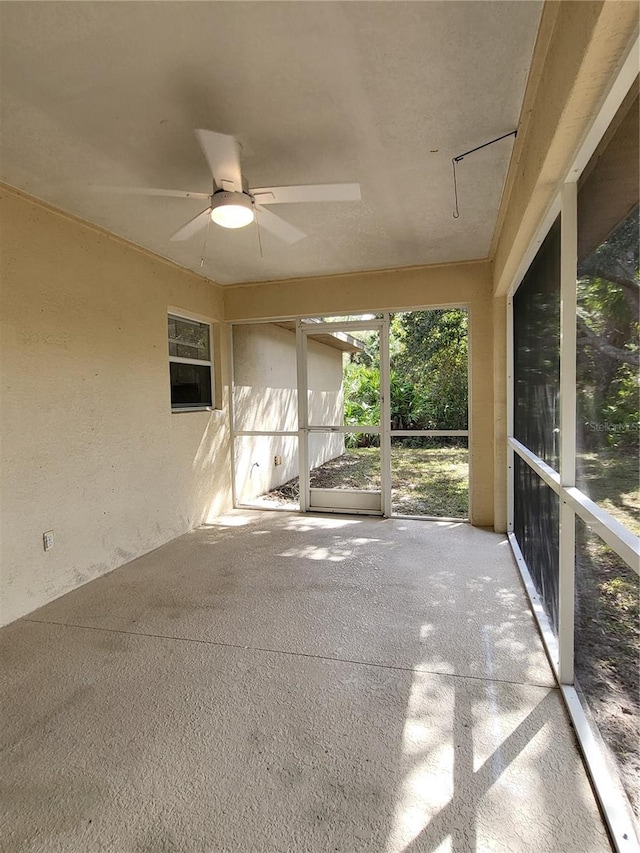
xmin=274 ymin=455 xmax=282 ymax=466
xmin=43 ymin=530 xmax=54 ymax=551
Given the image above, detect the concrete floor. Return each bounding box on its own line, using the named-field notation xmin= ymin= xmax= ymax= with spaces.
xmin=1 ymin=511 xmax=611 ymax=852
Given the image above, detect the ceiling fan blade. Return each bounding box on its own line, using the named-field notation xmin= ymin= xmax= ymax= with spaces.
xmin=195 ymin=129 xmax=243 ymax=191
xmin=255 ymin=206 xmax=306 ymax=244
xmin=170 ymin=208 xmax=211 ymax=241
xmin=93 ymin=186 xmax=211 ymax=200
xmin=251 ymin=183 xmax=361 ymax=205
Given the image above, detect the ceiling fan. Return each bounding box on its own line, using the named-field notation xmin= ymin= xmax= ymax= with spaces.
xmin=108 ymin=130 xmax=361 ymax=244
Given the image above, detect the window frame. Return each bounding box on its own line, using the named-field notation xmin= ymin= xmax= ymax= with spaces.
xmin=168 ymin=311 xmax=214 ymax=412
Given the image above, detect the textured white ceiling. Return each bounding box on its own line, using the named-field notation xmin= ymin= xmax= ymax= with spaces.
xmin=0 ymin=1 xmax=542 ymax=285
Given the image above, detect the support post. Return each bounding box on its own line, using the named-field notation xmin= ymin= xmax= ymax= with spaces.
xmin=506 ymin=296 xmax=514 ymax=534
xmin=380 ymin=313 xmax=391 ymax=517
xmin=296 ymin=321 xmax=309 ymax=512
xmin=558 ymin=181 xmax=577 ymax=685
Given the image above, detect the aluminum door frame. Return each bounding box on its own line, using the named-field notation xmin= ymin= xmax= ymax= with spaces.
xmin=296 ymin=317 xmax=391 ymax=516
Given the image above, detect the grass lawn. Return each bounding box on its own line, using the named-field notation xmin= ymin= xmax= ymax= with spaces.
xmin=576 ymin=447 xmax=639 ymax=535
xmin=262 ymin=446 xmax=469 ymax=518
xmin=390 ymin=446 xmax=468 ymax=517
xmin=306 ymin=445 xmax=469 ymax=517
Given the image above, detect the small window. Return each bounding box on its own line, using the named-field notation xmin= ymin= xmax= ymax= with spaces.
xmin=168 ymin=314 xmax=213 ymax=410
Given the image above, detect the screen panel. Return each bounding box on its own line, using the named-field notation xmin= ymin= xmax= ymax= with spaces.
xmin=574 ymin=516 xmax=639 ymax=818
xmin=234 ymin=435 xmax=299 ymax=509
xmin=575 ymin=92 xmax=639 ymax=531
xmin=232 ymin=323 xmax=298 ymax=432
xmin=389 ymin=309 xmax=468 ymax=431
xmin=513 ymin=218 xmax=561 ymax=471
xmin=391 ymin=436 xmax=468 ymax=518
xmin=513 ymin=454 xmax=560 ymax=633
xmin=308 ymin=329 xmax=380 ymax=428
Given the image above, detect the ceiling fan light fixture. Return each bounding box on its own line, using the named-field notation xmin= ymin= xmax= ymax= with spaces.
xmin=210 ymin=191 xmax=255 ymax=229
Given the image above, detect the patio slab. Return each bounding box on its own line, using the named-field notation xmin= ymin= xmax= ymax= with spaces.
xmin=0 ymin=511 xmax=611 ymax=851
xmin=23 ymin=511 xmax=555 ymax=687
xmin=1 ymin=619 xmax=609 ymax=853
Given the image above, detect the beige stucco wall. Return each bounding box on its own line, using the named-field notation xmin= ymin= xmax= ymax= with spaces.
xmin=232 ymin=323 xmax=344 ymax=503
xmin=224 ymin=261 xmax=494 ymax=527
xmin=0 ymin=186 xmax=232 ymax=626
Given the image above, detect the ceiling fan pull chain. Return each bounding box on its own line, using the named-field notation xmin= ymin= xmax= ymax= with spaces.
xmin=199 ymin=215 xmax=211 ymax=267
xmin=451 ymin=129 xmax=517 ymax=219
xmin=256 ymin=209 xmax=264 ymax=259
